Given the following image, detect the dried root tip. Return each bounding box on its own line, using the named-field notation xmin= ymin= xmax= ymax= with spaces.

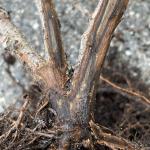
xmin=89 ymin=120 xmax=138 ymax=150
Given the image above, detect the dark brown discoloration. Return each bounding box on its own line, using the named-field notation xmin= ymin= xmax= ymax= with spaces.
xmin=41 ymin=0 xmax=67 ymax=70
xmin=39 ymin=0 xmax=129 ymax=149
xmin=0 ymin=0 xmax=131 ymax=149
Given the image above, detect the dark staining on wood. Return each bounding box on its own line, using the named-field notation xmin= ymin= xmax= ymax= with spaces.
xmin=41 ymin=0 xmax=67 ymax=69
xmin=0 ymin=0 xmax=135 ymax=149
xmin=108 ymin=1 xmax=128 ymax=30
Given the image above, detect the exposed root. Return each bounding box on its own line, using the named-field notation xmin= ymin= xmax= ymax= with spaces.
xmin=0 ymin=98 xmax=148 ymax=150
xmin=89 ymin=120 xmax=138 ymax=150
xmin=35 ymin=98 xmax=49 ymax=117
xmin=100 ymin=75 xmax=150 ymax=106
xmin=0 ymin=97 xmax=29 ymax=143
xmin=0 ymin=1 xmax=149 ymax=149
xmin=25 ymin=128 xmax=55 ymax=138
xmin=15 ymin=96 xmax=30 ymax=128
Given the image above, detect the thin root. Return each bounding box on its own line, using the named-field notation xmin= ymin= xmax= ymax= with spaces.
xmin=89 ymin=120 xmax=137 ymax=150
xmin=100 ymin=75 xmax=150 ymax=106
xmin=0 ymin=97 xmax=29 ymax=143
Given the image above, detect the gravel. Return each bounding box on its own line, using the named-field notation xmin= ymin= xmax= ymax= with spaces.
xmin=0 ymin=0 xmax=150 ymax=111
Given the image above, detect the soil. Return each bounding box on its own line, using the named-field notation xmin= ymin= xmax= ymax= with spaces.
xmin=95 ymin=50 xmax=150 ymax=148
xmin=0 ymin=50 xmax=149 ymax=150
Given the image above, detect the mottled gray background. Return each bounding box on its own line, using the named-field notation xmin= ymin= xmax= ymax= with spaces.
xmin=0 ymin=0 xmax=150 ymax=111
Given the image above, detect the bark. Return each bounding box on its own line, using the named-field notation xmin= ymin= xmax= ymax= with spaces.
xmin=0 ymin=8 xmax=45 ymax=72
xmin=0 ymin=7 xmax=67 ymax=90
xmin=0 ymin=0 xmax=130 ymax=149
xmin=36 ymin=0 xmax=67 ymax=69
